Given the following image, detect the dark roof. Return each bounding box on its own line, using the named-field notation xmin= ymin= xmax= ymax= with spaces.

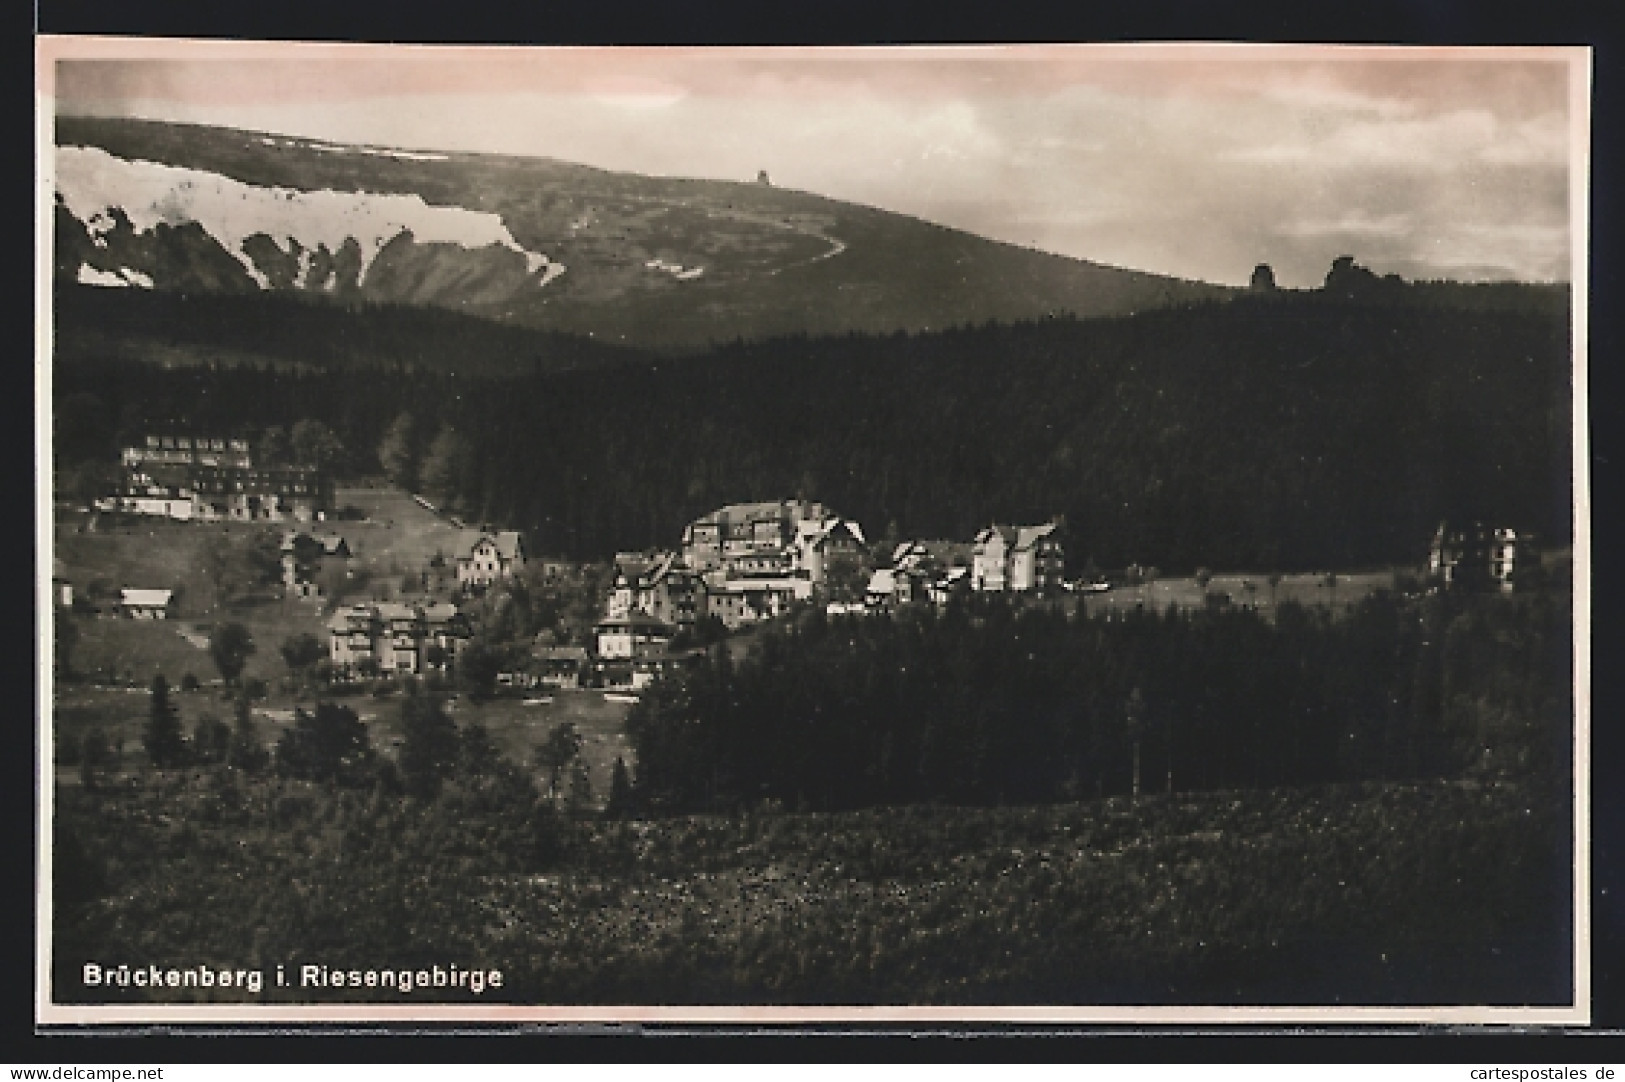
xmin=463 ymin=531 xmax=525 ymax=562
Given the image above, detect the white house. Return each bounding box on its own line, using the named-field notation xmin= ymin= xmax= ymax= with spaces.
xmin=972 ymin=521 xmax=1065 ymax=593
xmin=457 ymin=531 xmax=526 ymax=591
xmin=326 ymin=601 xmax=470 ymax=677
xmin=119 ymin=587 xmax=174 ymax=620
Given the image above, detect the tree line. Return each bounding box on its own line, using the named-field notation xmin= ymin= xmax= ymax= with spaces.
xmin=623 ymin=588 xmax=1572 ymax=816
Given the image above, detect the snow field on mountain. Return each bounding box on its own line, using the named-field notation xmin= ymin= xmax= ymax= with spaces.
xmin=55 ymin=144 xmax=563 ymax=289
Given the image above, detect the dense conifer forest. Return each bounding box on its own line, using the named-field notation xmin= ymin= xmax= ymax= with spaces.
xmin=626 ymin=589 xmax=1572 ymax=814
xmin=53 ymin=283 xmax=1571 ymax=572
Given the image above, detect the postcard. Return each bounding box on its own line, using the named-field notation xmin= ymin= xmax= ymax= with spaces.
xmin=34 ymin=37 xmax=1592 ymax=1027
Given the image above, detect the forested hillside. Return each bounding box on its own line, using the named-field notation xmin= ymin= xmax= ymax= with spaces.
xmin=53 ymin=285 xmax=1571 ymax=572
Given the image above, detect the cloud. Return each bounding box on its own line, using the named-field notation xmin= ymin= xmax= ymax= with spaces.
xmin=1278 ymin=212 xmax=1414 ymax=238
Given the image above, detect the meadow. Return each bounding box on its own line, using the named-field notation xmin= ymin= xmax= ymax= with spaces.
xmin=52 ymin=771 xmax=1572 ymax=1007
xmin=1076 ymin=570 xmax=1402 ymax=620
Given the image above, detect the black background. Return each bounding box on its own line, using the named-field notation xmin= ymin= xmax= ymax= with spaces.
xmin=21 ymin=0 xmax=1624 ymax=1063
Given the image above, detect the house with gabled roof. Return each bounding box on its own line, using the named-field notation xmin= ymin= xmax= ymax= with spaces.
xmin=594 ymin=611 xmax=675 ymax=661
xmin=326 ymin=601 xmax=470 ymax=677
xmin=532 ymin=642 xmax=590 ymax=689
xmin=457 ymin=531 xmax=526 ymax=592
xmin=681 ymin=499 xmax=829 ymax=573
xmin=793 ymin=516 xmax=868 ymax=589
xmin=972 ymin=519 xmax=1066 ymax=593
xmin=677 ymin=500 xmax=870 ymax=620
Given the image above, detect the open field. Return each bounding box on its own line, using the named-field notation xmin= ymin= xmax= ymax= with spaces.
xmin=1077 ymin=569 xmax=1408 ymax=621
xmin=329 ymin=482 xmax=488 ymax=588
xmin=63 ymin=595 xmax=331 ymax=690
xmin=54 ymin=512 xmax=264 ymax=618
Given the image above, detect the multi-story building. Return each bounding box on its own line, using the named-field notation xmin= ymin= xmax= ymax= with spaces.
xmin=531 ymin=643 xmax=590 ymax=689
xmin=120 ymin=434 xmax=254 ymax=471
xmin=103 ymin=435 xmax=332 ymax=523
xmin=971 ymin=521 xmax=1066 ymax=593
xmin=189 ymin=464 xmax=332 ymax=523
xmin=704 ymin=575 xmax=810 ymax=628
xmin=326 ymin=601 xmax=470 ymax=677
xmin=96 ymin=468 xmax=197 ymax=520
xmin=593 ymin=611 xmax=675 ymax=661
xmin=794 ymin=517 xmax=868 ymax=596
xmin=681 ymin=500 xmax=829 ymax=574
xmin=680 ymin=500 xmax=868 ymax=622
xmin=607 ymin=552 xmax=708 ymax=630
xmin=328 ymin=605 xmax=381 ymax=673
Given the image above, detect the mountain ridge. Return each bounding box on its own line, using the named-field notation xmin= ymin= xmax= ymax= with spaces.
xmin=52 ymin=115 xmax=1237 ymax=352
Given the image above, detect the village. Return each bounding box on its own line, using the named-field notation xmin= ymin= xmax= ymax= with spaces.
xmin=68 ymin=434 xmax=1081 ymax=687
xmin=50 ymin=430 xmax=1549 ymax=804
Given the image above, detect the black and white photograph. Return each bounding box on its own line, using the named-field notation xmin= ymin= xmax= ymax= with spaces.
xmin=35 ymin=39 xmax=1591 ymax=1025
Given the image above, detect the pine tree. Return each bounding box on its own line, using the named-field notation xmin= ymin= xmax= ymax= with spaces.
xmin=605 ymin=756 xmax=634 ymax=818
xmin=143 ymin=674 xmax=186 ymax=769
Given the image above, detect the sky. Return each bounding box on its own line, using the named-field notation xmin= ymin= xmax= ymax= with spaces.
xmin=43 ymin=42 xmax=1585 ymax=288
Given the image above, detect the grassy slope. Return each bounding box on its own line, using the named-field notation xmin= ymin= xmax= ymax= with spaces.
xmin=51 ymin=483 xmax=635 ymax=800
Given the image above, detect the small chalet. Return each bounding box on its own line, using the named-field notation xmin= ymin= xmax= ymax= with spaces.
xmin=928 ymin=566 xmax=972 ymax=606
xmin=119 ymin=587 xmax=174 ymax=620
xmin=866 ymin=565 xmax=930 ymax=610
xmin=458 ymin=531 xmax=527 ymax=591
xmin=532 ymin=643 xmax=590 ymax=689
